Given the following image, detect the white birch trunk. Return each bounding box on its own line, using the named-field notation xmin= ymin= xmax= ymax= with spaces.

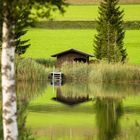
xmin=1 ymin=0 xmax=18 ymax=139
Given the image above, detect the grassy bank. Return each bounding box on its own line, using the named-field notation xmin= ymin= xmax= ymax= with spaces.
xmin=61 ymin=63 xmax=140 ymax=83
xmin=23 ymin=29 xmax=140 ymax=64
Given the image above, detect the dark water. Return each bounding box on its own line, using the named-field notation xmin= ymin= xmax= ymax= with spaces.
xmin=1 ymin=82 xmax=140 ymax=140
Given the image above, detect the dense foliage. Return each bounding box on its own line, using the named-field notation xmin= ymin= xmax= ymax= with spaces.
xmin=0 ymin=0 xmax=67 ymax=55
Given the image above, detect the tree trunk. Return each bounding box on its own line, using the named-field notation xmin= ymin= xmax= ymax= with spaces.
xmin=1 ymin=0 xmax=18 ymax=139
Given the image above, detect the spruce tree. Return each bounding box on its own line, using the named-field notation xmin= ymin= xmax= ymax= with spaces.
xmin=94 ymin=0 xmax=127 ymax=63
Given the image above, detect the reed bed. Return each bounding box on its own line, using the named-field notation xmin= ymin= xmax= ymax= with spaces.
xmin=16 ymin=58 xmax=52 ymax=81
xmin=61 ymin=62 xmax=140 ymax=83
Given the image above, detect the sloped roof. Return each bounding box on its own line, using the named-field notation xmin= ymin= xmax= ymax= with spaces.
xmin=51 ymin=48 xmax=94 ymax=57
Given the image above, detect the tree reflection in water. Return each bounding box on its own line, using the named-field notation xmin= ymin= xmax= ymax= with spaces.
xmin=17 ymin=81 xmax=47 ymax=140
xmin=0 ymin=81 xmax=47 ymax=140
xmin=96 ymin=97 xmax=123 ymax=140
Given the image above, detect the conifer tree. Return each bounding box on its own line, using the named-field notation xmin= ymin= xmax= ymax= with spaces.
xmin=94 ymin=0 xmax=127 ymax=63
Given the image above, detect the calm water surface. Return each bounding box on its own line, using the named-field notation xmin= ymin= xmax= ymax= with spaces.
xmin=22 ymin=82 xmax=140 ymax=140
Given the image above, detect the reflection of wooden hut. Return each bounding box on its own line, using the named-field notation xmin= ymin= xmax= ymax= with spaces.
xmin=53 ymin=87 xmax=91 ymax=105
xmin=51 ymin=48 xmax=94 ymax=66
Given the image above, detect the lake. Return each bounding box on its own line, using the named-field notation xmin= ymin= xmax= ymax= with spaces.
xmin=1 ymin=82 xmax=140 ymax=140
xmin=23 ymin=82 xmax=140 ymax=140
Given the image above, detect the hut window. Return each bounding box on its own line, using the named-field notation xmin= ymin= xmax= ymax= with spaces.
xmin=74 ymin=58 xmax=86 ymax=63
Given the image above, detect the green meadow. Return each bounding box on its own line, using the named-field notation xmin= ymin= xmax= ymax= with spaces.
xmin=23 ymin=29 xmax=140 ymax=64
xmin=48 ymin=5 xmax=140 ymax=21
xmin=23 ymin=4 xmax=140 ymax=64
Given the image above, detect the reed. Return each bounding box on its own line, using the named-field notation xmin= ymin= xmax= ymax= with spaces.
xmin=16 ymin=58 xmax=52 ymax=81
xmin=61 ymin=62 xmax=140 ymax=83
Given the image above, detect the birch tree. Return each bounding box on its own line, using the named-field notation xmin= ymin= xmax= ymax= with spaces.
xmin=1 ymin=0 xmax=66 ymax=139
xmin=2 ymin=0 xmax=18 ymax=139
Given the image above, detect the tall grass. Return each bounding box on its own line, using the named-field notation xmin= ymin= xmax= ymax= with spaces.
xmin=61 ymin=62 xmax=140 ymax=83
xmin=16 ymin=58 xmax=52 ymax=81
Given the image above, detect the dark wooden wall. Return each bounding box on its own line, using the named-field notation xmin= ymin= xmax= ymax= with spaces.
xmin=56 ymin=52 xmax=89 ymax=66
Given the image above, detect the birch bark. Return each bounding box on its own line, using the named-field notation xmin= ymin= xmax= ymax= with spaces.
xmin=1 ymin=0 xmax=18 ymax=139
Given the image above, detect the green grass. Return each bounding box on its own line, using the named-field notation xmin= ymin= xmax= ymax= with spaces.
xmin=22 ymin=29 xmax=94 ymax=58
xmin=23 ymin=29 xmax=140 ymax=64
xmin=48 ymin=5 xmax=140 ymax=21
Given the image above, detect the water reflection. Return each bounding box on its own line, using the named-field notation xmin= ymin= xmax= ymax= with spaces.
xmin=53 ymin=87 xmax=91 ymax=105
xmin=49 ymin=82 xmax=140 ymax=140
xmin=17 ymin=81 xmax=47 ymax=140
xmin=1 ymin=81 xmax=140 ymax=140
xmin=53 ymin=83 xmax=140 ymax=99
xmin=96 ymin=97 xmax=123 ymax=140
xmin=0 ymin=81 xmax=47 ymax=140
xmin=16 ymin=81 xmax=47 ymax=100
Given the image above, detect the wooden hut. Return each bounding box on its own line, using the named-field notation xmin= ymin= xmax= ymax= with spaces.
xmin=51 ymin=48 xmax=94 ymax=66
